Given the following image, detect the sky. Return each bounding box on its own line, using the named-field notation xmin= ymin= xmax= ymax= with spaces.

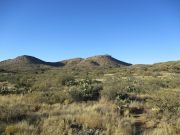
xmin=0 ymin=0 xmax=180 ymax=64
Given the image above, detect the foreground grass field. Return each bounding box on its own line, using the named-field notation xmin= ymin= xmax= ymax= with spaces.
xmin=0 ymin=63 xmax=180 ymax=135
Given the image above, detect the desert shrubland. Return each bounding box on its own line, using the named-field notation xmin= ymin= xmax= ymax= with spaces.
xmin=0 ymin=65 xmax=180 ymax=135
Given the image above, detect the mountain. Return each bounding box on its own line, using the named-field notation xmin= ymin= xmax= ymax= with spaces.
xmin=0 ymin=55 xmax=63 ymax=72
xmin=61 ymin=58 xmax=84 ymax=67
xmin=0 ymin=55 xmax=131 ymax=71
xmin=77 ymin=55 xmax=131 ymax=67
xmin=130 ymin=60 xmax=180 ymax=74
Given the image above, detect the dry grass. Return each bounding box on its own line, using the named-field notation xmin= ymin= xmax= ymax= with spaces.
xmin=1 ymin=92 xmax=180 ymax=135
xmin=76 ymin=113 xmax=104 ymax=129
xmin=41 ymin=116 xmax=72 ymax=135
xmin=0 ymin=66 xmax=180 ymax=135
xmin=5 ymin=121 xmax=37 ymax=135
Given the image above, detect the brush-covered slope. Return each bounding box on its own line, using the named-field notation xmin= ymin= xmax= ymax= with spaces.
xmin=78 ymin=55 xmax=132 ymax=67
xmin=0 ymin=55 xmax=132 ymax=71
xmin=61 ymin=58 xmax=84 ymax=67
xmin=151 ymin=61 xmax=180 ymax=73
xmin=130 ymin=61 xmax=180 ymax=73
xmin=0 ymin=55 xmax=63 ymax=71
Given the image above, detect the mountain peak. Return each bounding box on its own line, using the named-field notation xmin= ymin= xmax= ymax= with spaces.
xmin=79 ymin=55 xmax=131 ymax=67
xmin=14 ymin=55 xmax=46 ymax=64
xmin=0 ymin=55 xmax=132 ymax=71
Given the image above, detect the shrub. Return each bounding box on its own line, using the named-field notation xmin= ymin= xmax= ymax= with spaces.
xmin=69 ymin=78 xmax=102 ymax=102
xmin=5 ymin=121 xmax=36 ymax=135
xmin=69 ymin=84 xmax=102 ymax=102
xmin=0 ymin=104 xmax=28 ymax=123
xmin=76 ymin=113 xmax=104 ymax=129
xmin=0 ymin=123 xmax=6 ymax=134
xmin=102 ymin=77 xmax=146 ymax=100
xmin=60 ymin=76 xmax=77 ymax=86
xmin=41 ymin=116 xmax=72 ymax=135
xmin=34 ymin=91 xmax=70 ymax=104
xmin=151 ymin=92 xmax=180 ymax=115
xmin=0 ymin=87 xmax=30 ymax=95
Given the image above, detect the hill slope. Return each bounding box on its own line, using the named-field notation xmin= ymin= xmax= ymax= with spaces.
xmin=0 ymin=55 xmax=131 ymax=71
xmin=78 ymin=55 xmax=131 ymax=67
xmin=61 ymin=58 xmax=84 ymax=67
xmin=0 ymin=55 xmax=63 ymax=71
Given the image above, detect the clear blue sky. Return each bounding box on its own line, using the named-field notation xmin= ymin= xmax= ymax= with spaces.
xmin=0 ymin=0 xmax=180 ymax=64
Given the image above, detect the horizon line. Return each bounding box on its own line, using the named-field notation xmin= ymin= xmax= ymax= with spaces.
xmin=0 ymin=54 xmax=179 ymax=65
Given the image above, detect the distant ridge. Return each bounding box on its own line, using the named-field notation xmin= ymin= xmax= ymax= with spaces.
xmin=78 ymin=55 xmax=131 ymax=67
xmin=0 ymin=55 xmax=132 ymax=71
xmin=0 ymin=55 xmax=63 ymax=71
xmin=61 ymin=58 xmax=84 ymax=67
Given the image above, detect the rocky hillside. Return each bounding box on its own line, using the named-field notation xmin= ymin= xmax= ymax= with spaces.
xmin=0 ymin=55 xmax=131 ymax=71
xmin=77 ymin=55 xmax=131 ymax=67
xmin=0 ymin=55 xmax=63 ymax=71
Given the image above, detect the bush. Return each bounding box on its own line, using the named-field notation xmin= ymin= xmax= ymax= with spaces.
xmin=69 ymin=78 xmax=102 ymax=102
xmin=5 ymin=121 xmax=36 ymax=135
xmin=0 ymin=87 xmax=30 ymax=95
xmin=150 ymin=92 xmax=180 ymax=115
xmin=102 ymin=77 xmax=146 ymax=100
xmin=35 ymin=91 xmax=70 ymax=104
xmin=0 ymin=123 xmax=6 ymax=134
xmin=61 ymin=76 xmax=77 ymax=86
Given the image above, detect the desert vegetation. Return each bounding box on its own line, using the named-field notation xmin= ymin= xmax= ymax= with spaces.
xmin=0 ymin=56 xmax=180 ymax=135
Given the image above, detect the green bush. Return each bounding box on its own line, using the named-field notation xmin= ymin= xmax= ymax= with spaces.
xmin=102 ymin=77 xmax=146 ymax=100
xmin=149 ymin=92 xmax=180 ymax=115
xmin=0 ymin=123 xmax=6 ymax=134
xmin=0 ymin=82 xmax=30 ymax=95
xmin=36 ymin=91 xmax=70 ymax=104
xmin=69 ymin=78 xmax=102 ymax=101
xmin=0 ymin=88 xmax=30 ymax=95
xmin=60 ymin=76 xmax=77 ymax=86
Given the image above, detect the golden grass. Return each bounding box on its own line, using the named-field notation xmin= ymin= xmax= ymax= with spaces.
xmin=75 ymin=113 xmax=104 ymax=129
xmin=0 ymin=88 xmax=180 ymax=135
xmin=5 ymin=121 xmax=36 ymax=135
